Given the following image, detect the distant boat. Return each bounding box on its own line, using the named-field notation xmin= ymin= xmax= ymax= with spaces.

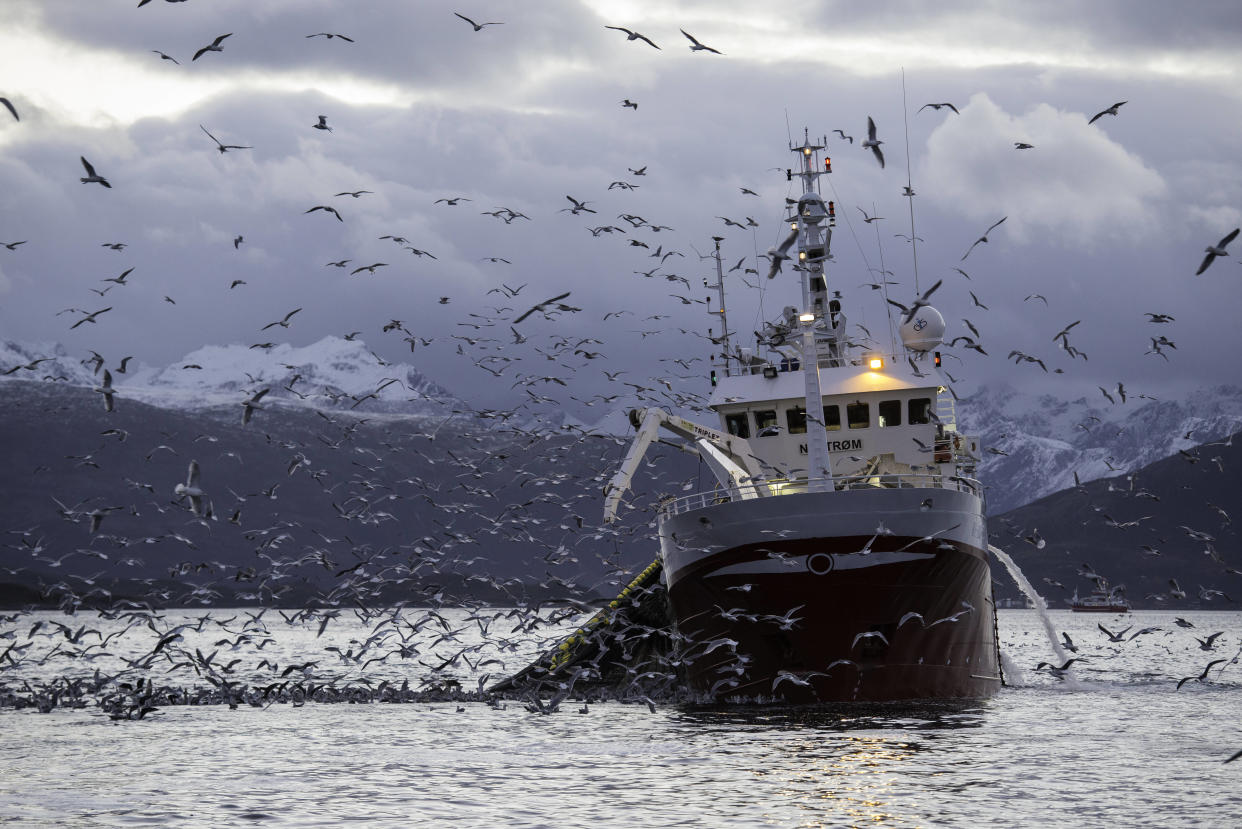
xmin=1070 ymin=583 xmax=1131 ymax=613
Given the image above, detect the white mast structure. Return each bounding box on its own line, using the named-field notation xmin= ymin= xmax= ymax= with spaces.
xmin=789 ymin=132 xmax=833 ymax=483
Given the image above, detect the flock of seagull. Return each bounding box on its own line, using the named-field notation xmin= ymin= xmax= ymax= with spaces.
xmin=0 ymin=10 xmax=1238 ymax=756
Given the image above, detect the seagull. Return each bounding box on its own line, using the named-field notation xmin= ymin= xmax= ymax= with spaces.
xmin=434 ymin=196 xmax=470 ymax=205
xmin=680 ymin=29 xmax=722 ymax=54
xmin=337 ymin=190 xmax=373 ymax=198
xmin=1097 ymin=623 xmax=1132 ymax=642
xmin=306 ymin=32 xmax=355 ymax=42
xmin=350 ymin=263 xmax=387 ymax=275
xmin=919 ymin=102 xmax=959 ymax=114
xmin=857 ymin=207 xmax=884 ymax=224
xmin=200 ymin=125 xmax=251 ymax=153
xmin=1195 ymin=228 xmax=1239 ymax=275
xmin=3 ymin=240 xmax=27 ymax=250
xmin=305 ymin=205 xmax=343 ymax=221
xmin=604 ymin=26 xmax=659 ymax=49
xmin=1176 ymin=659 xmax=1225 ymax=690
xmin=862 ymin=117 xmax=884 ymax=168
xmin=192 ymin=33 xmax=232 ymax=61
xmin=621 ymin=99 xmax=638 ymax=110
xmin=261 ymin=308 xmax=302 ymax=330
xmin=101 ymin=268 xmax=134 ymax=285
xmin=174 ymin=460 xmax=205 ymax=516
xmin=94 ymin=370 xmax=116 ymax=413
xmin=79 ymin=156 xmax=111 ymax=188
xmin=1088 ymin=101 xmax=1126 ymax=125
xmin=1014 ymin=142 xmax=1034 ymax=149
xmin=960 ymin=216 xmax=1007 ymax=261
xmin=562 ymin=195 xmax=596 ymax=215
xmin=151 ymin=51 xmax=180 ymax=64
xmin=454 ymin=13 xmax=502 ymax=31
xmin=513 ymin=291 xmax=572 ymax=324
xmin=0 ymin=97 xmax=19 ymax=121
xmin=313 ymin=115 xmax=332 ymax=132
xmin=241 ymin=388 xmax=269 ymax=425
xmin=1035 ymin=658 xmax=1083 ymax=680
xmin=233 ymin=235 xmax=243 ymax=249
xmin=70 ymin=307 xmax=112 ymax=329
xmin=832 ymin=129 xmax=853 ymax=144
xmin=886 ymin=279 xmax=942 ymax=325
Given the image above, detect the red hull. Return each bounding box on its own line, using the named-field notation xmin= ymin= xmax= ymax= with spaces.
xmin=664 ymin=535 xmax=1001 ymax=702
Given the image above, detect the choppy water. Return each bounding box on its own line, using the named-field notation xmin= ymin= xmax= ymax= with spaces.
xmin=3 ymin=609 xmax=1240 ymax=827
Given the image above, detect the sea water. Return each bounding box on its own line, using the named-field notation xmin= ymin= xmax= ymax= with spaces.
xmin=1 ymin=608 xmax=1239 ymax=828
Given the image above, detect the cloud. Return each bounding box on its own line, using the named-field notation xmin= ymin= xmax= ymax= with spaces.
xmin=920 ymin=93 xmax=1167 ymax=248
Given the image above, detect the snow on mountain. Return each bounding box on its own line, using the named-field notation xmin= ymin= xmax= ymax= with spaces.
xmin=959 ymin=382 xmax=1242 ymax=513
xmin=6 ymin=339 xmax=1241 ymax=513
xmin=0 ymin=340 xmax=100 ymax=386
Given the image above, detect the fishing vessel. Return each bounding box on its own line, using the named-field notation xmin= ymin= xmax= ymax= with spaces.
xmin=602 ymin=132 xmax=1002 ymax=702
xmin=1070 ymin=582 xmax=1131 ymax=613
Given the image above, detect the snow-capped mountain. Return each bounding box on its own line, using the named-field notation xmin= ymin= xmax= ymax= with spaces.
xmin=3 ymin=336 xmax=464 ymax=418
xmin=4 ymin=339 xmax=1240 ymax=512
xmin=959 ymin=382 xmax=1242 ymax=513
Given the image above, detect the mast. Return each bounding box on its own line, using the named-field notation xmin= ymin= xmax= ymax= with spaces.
xmin=789 ymin=131 xmax=833 ymax=481
xmin=705 ymin=236 xmax=731 ymax=376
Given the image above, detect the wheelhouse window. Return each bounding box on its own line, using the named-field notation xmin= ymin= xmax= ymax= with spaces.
xmin=878 ymin=399 xmax=902 ymax=428
xmin=847 ymin=401 xmax=870 ymax=429
xmin=785 ymin=406 xmax=807 ymax=435
xmin=754 ymin=409 xmax=778 ymax=436
xmin=908 ymin=397 xmax=932 ymax=425
xmin=823 ymin=404 xmax=841 ymax=431
xmin=725 ymin=413 xmax=750 ymax=439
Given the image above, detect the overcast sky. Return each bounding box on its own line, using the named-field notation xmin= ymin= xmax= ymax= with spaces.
xmin=2 ymin=0 xmax=1241 ymax=419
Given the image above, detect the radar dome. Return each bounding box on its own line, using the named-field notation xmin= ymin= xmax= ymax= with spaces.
xmin=899 ymin=305 xmax=945 ymax=352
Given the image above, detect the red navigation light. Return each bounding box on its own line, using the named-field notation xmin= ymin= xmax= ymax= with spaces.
xmin=824 ymin=157 xmax=832 ymax=173
xmin=934 ymin=351 xmax=942 ymax=367
xmin=827 ymin=200 xmax=836 ymax=218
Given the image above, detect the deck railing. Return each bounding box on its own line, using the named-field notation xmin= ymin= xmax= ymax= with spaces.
xmin=660 ymin=472 xmax=982 ymax=518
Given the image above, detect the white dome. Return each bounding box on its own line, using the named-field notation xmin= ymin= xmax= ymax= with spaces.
xmin=899 ymin=305 xmax=945 ymax=352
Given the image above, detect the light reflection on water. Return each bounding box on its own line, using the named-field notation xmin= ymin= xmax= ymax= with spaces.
xmin=1 ymin=609 xmax=1240 ymax=827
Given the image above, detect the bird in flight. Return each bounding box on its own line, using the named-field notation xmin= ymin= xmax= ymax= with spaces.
xmin=887 ymin=279 xmax=942 ymax=325
xmin=1088 ymin=100 xmax=1126 ymax=125
xmin=192 ymin=33 xmax=232 ymax=61
xmin=1014 ymin=141 xmax=1034 ymax=149
xmin=832 ymin=129 xmax=853 ymax=144
xmin=680 ymin=29 xmax=722 ymax=54
xmin=605 ymin=26 xmax=659 ymax=49
xmin=200 ymin=124 xmax=251 ymax=153
xmin=306 ymin=33 xmax=354 ymax=42
xmin=305 ymin=205 xmax=343 ymax=221
xmin=919 ymin=102 xmax=959 ymax=114
xmin=513 ymin=291 xmax=572 ymax=324
xmin=960 ymin=216 xmax=1007 ymax=261
xmin=1195 ymin=228 xmax=1239 ymax=275
xmin=0 ymin=97 xmax=18 ymax=121
xmin=261 ymin=308 xmax=302 ymax=331
xmin=857 ymin=207 xmax=884 ymax=224
xmin=79 ymin=156 xmax=111 ymax=188
xmin=455 ymin=13 xmax=502 ymax=31
xmin=350 ymin=263 xmax=387 ymax=275
xmin=862 ymin=117 xmax=884 ymax=168
xmin=313 ymin=115 xmax=332 ymax=132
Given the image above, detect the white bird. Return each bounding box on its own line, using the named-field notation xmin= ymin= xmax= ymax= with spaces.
xmin=192 ymin=33 xmax=232 ymax=61
xmin=79 ymin=156 xmax=111 ymax=188
xmin=862 ymin=117 xmax=884 ymax=168
xmin=680 ymin=29 xmax=722 ymax=54
xmin=1195 ymin=228 xmax=1239 ymax=275
xmin=93 ymin=369 xmax=116 ymax=413
xmin=174 ymin=460 xmax=205 ymax=516
xmin=454 ymin=13 xmax=502 ymax=31
xmin=886 ymin=279 xmax=942 ymax=325
xmin=1088 ymin=100 xmax=1126 ymax=125
xmin=242 ymin=388 xmax=269 ymax=425
xmin=605 ymin=26 xmax=659 ymax=49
